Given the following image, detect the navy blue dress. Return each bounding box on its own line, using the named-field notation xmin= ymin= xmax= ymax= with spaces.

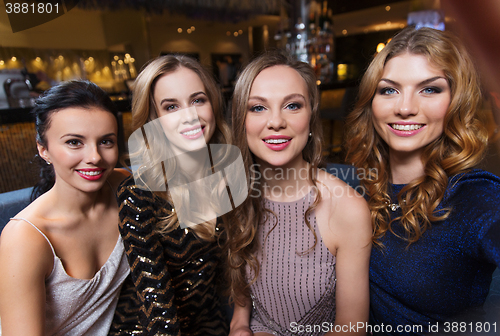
xmin=369 ymin=170 xmax=500 ymax=335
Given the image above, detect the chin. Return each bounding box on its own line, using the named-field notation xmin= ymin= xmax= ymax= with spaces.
xmin=78 ymin=184 xmax=106 ymax=194
xmin=189 ymin=142 xmax=209 ymax=153
xmin=262 ymin=157 xmax=292 ymax=168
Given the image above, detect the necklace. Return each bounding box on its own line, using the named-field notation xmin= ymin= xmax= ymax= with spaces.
xmin=387 ymin=202 xmax=400 ymax=211
xmin=386 ymin=199 xmax=405 ymax=211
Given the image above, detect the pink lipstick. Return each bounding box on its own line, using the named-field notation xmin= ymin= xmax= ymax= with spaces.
xmin=388 ymin=123 xmax=425 ymax=137
xmin=180 ymin=125 xmax=205 ymax=139
xmin=262 ymin=135 xmax=292 ymax=151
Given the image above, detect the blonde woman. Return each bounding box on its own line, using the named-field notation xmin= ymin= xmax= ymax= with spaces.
xmin=116 ymin=55 xmax=231 ymax=335
xmin=226 ymin=51 xmax=371 ymax=336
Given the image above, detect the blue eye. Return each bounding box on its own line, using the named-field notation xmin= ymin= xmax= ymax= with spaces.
xmin=422 ymin=87 xmax=442 ymax=94
xmin=286 ymin=103 xmax=302 ymax=110
xmin=380 ymin=87 xmax=397 ymax=95
xmin=249 ymin=105 xmax=265 ymax=112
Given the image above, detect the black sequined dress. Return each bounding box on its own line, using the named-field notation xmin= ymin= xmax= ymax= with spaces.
xmin=110 ymin=176 xmax=229 ymax=336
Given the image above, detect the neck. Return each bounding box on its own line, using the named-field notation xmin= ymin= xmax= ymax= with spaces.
xmin=256 ymin=156 xmax=313 ymax=201
xmin=389 ymin=149 xmax=424 ymax=184
xmin=175 ymin=149 xmax=212 ymax=181
xmin=49 ymin=179 xmax=109 ymax=216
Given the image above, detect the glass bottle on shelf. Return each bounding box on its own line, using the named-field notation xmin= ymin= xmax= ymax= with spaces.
xmin=306 ymin=0 xmax=335 ymax=84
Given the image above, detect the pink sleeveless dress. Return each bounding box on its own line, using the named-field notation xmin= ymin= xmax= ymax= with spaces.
xmin=248 ymin=192 xmax=337 ymax=336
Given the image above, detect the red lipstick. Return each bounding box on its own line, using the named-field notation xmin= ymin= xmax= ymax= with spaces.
xmin=76 ymin=168 xmax=105 ymax=181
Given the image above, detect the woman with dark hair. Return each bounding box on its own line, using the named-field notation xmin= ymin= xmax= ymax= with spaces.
xmin=0 ymin=80 xmax=129 ymax=335
xmin=116 ymin=55 xmax=232 ymax=335
xmin=345 ymin=26 xmax=500 ymax=334
xmin=226 ymin=50 xmax=371 ymax=336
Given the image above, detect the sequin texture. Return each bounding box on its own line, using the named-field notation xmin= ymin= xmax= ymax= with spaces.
xmin=110 ymin=176 xmax=228 ymax=336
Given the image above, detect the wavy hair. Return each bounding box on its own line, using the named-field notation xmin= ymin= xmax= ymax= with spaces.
xmin=344 ymin=27 xmax=488 ymax=246
xmin=129 ymin=55 xmax=231 ymax=239
xmin=226 ymin=50 xmax=324 ymax=305
xmin=31 ymin=80 xmax=119 ymax=201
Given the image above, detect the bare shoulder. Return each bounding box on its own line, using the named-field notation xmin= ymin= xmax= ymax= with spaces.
xmin=316 ymin=169 xmax=371 ymax=237
xmin=316 ymin=168 xmax=366 ymax=207
xmin=0 ymin=215 xmax=54 ymax=278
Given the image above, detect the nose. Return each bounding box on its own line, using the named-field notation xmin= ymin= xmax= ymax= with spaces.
xmin=266 ymin=108 xmax=287 ymax=131
xmin=85 ymin=144 xmax=102 ymax=164
xmin=395 ymin=93 xmax=418 ymax=117
xmin=180 ymin=106 xmax=199 ymax=124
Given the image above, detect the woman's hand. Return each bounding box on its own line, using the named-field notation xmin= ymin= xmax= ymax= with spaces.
xmin=229 ymin=296 xmax=253 ymax=336
xmin=229 ymin=325 xmax=253 ymax=336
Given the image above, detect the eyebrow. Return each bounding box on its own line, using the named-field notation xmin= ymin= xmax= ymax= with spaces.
xmin=248 ymin=93 xmax=307 ymax=102
xmin=61 ymin=133 xmax=84 ymax=139
xmin=60 ymin=132 xmax=116 ymax=139
xmin=379 ymin=76 xmax=447 ymax=87
xmin=159 ymin=91 xmax=207 ymax=106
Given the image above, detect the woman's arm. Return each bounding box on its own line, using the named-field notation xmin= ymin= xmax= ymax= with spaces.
xmin=229 ymin=296 xmax=253 ymax=336
xmin=0 ymin=219 xmax=53 ymax=336
xmin=326 ymin=188 xmax=372 ymax=335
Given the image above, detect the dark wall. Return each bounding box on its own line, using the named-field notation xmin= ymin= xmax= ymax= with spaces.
xmin=327 ymin=0 xmax=408 ymax=15
xmin=335 ymin=29 xmax=402 ymax=79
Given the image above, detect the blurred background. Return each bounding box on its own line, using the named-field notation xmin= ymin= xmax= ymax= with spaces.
xmin=1 ymin=0 xmax=499 ymax=193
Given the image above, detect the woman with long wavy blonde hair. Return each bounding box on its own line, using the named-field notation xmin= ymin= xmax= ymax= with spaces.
xmin=115 ymin=55 xmax=231 ymax=335
xmin=227 ymin=50 xmax=371 ymax=336
xmin=345 ymin=27 xmax=500 ymax=334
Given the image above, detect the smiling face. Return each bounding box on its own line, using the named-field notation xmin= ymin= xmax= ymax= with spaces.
xmin=245 ymin=65 xmax=311 ymax=169
xmin=153 ymin=66 xmax=216 ymax=156
xmin=372 ymin=53 xmax=451 ymax=161
xmin=37 ymin=107 xmax=118 ymax=193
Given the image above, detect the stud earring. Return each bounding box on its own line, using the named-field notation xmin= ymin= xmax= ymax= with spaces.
xmin=309 ymin=132 xmax=312 ymax=137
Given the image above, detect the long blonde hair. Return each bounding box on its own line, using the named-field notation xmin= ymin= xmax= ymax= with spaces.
xmin=345 ymin=27 xmax=488 ymax=246
xmin=130 ymin=55 xmax=231 ymax=239
xmin=225 ymin=50 xmax=324 ymax=304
